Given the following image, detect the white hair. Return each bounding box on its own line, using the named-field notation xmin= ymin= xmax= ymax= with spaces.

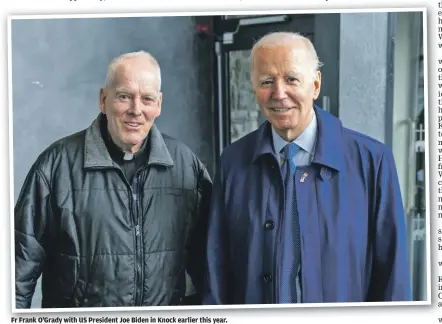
xmin=104 ymin=51 xmax=162 ymax=91
xmin=250 ymin=32 xmax=323 ymax=82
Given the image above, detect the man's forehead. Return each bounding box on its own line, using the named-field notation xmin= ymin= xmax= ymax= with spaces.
xmin=252 ymin=44 xmax=314 ymax=74
xmin=253 ymin=55 xmax=308 ymax=75
xmin=112 ymin=62 xmax=159 ymax=88
xmin=254 ymin=43 xmax=311 ymax=63
xmin=114 ymin=84 xmax=158 ymax=92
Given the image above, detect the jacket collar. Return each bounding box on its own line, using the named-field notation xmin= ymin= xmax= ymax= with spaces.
xmin=251 ymin=121 xmax=278 ymax=163
xmin=84 ymin=113 xmax=174 ymax=169
xmin=251 ymin=105 xmax=344 ymax=172
xmin=311 ymin=105 xmax=344 ymax=172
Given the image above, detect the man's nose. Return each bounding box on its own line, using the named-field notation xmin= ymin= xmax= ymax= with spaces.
xmin=129 ymin=98 xmax=142 ymax=115
xmin=272 ymin=80 xmax=288 ymax=100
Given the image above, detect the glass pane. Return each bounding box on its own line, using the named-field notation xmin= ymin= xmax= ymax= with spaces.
xmin=229 ymin=50 xmax=266 ymax=143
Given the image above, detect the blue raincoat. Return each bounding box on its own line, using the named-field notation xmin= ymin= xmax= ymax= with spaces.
xmin=204 ymin=106 xmax=411 ymax=304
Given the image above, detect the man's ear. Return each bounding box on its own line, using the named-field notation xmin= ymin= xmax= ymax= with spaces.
xmin=99 ymin=88 xmax=107 ymax=113
xmin=312 ymin=71 xmax=322 ymax=100
xmin=155 ymin=92 xmax=163 ymax=118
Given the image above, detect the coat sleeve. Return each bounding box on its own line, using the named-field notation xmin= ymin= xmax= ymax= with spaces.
xmin=366 ymin=148 xmax=412 ymax=301
xmin=15 ymin=165 xmax=51 ymax=308
xmin=184 ymin=164 xmax=212 ymax=304
xmin=202 ymin=162 xmax=231 ymax=305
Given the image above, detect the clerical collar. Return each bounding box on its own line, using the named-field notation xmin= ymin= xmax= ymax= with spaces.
xmin=100 ymin=116 xmax=149 ymax=163
xmin=123 ymin=153 xmax=134 ymax=161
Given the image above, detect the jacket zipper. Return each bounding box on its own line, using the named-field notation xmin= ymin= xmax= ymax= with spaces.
xmin=132 ymin=171 xmax=144 ymax=306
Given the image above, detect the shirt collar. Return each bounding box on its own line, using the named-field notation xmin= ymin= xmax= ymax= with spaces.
xmin=251 ymin=105 xmax=344 ymax=172
xmin=271 ymin=108 xmax=318 ymax=155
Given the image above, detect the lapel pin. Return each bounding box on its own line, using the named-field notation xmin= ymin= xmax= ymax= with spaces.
xmin=300 ymin=172 xmax=308 ymax=183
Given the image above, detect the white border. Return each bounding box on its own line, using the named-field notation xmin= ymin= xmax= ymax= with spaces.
xmin=7 ymin=3 xmax=14 ymax=318
xmin=7 ymin=7 xmax=429 ymax=19
xmin=8 ymin=6 xmax=431 ymax=314
xmin=7 ymin=4 xmax=16 ymax=312
xmin=422 ymin=3 xmax=431 ymax=309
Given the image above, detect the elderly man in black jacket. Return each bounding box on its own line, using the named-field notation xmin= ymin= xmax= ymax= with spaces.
xmin=14 ymin=51 xmax=212 ymax=308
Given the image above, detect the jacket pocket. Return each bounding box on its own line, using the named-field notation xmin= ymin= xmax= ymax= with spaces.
xmin=71 ymin=278 xmax=104 ymax=307
xmin=53 ymin=253 xmax=79 ymax=300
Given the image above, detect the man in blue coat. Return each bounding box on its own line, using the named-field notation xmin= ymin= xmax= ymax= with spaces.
xmin=204 ymin=32 xmax=411 ymax=304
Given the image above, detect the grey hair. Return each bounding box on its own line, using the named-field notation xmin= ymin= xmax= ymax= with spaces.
xmin=250 ymin=32 xmax=323 ymax=82
xmin=103 ymin=51 xmax=162 ymax=91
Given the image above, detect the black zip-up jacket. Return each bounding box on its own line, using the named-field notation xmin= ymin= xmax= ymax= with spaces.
xmin=14 ymin=114 xmax=212 ymax=308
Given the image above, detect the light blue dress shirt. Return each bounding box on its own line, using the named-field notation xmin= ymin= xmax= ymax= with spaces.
xmin=271 ymin=109 xmax=318 ymax=166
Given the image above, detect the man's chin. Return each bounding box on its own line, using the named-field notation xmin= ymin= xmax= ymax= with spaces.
xmin=122 ymin=134 xmax=145 ymax=144
xmin=272 ymin=121 xmax=298 ymax=132
xmin=119 ymin=137 xmax=145 ymax=151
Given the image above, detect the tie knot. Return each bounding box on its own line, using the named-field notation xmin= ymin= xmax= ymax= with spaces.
xmin=282 ymin=143 xmax=300 ymax=160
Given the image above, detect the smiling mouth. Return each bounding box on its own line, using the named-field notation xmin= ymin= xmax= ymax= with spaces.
xmin=124 ymin=122 xmax=142 ymax=128
xmin=270 ymin=107 xmax=292 ymax=112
